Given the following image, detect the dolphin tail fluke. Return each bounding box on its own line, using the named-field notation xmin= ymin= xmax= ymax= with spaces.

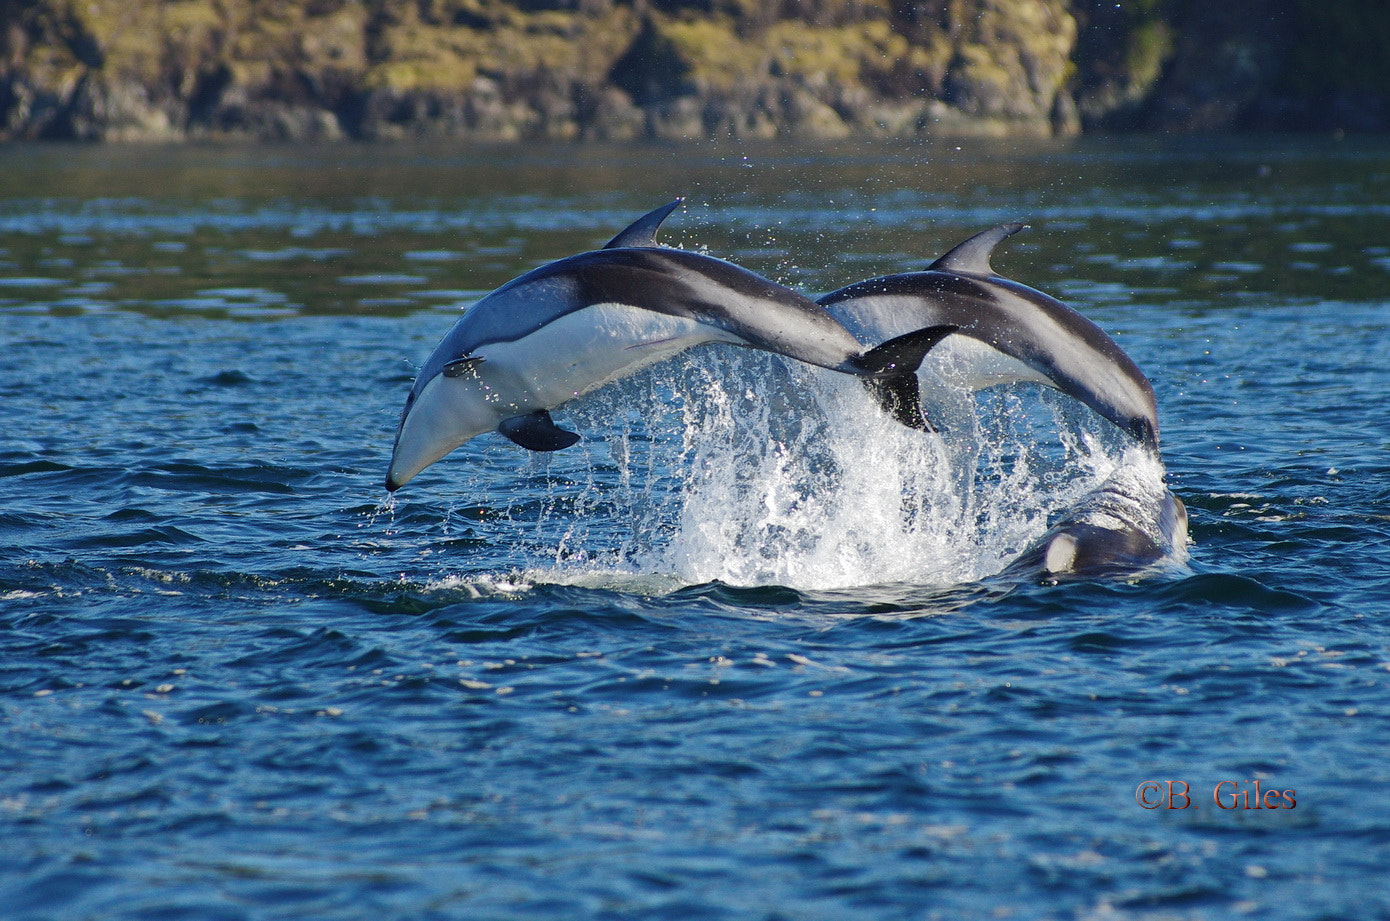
xmin=498 ymin=410 xmax=582 ymax=451
xmin=854 ymin=324 xmax=958 ymax=377
xmin=865 ymin=374 xmax=935 ymax=432
xmin=852 ymin=324 xmax=958 ymax=432
xmin=1133 ymin=417 xmax=1160 ymax=452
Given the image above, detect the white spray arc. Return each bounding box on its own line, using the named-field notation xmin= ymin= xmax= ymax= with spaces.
xmin=534 ymin=346 xmax=1172 ymax=591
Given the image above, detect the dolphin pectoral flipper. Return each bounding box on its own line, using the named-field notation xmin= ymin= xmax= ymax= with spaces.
xmin=850 ymin=324 xmax=958 ymax=432
xmin=497 ymin=410 xmax=582 ymax=452
xmin=928 ymin=222 xmax=1027 ymax=275
xmin=443 ymin=356 xmax=484 ymax=377
xmin=603 ymin=199 xmax=683 ymax=249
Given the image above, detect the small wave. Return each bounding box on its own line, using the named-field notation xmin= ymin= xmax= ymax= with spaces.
xmin=125 ymin=462 xmax=312 ymax=495
xmin=0 ymin=276 xmax=65 ymax=287
xmin=64 ymin=524 xmax=206 ymax=550
xmin=423 ymin=573 xmax=540 ymax=598
xmin=0 ymin=460 xmax=73 ymax=478
xmin=197 ymin=370 xmax=258 ymax=387
xmin=1154 ymin=572 xmax=1319 ymax=614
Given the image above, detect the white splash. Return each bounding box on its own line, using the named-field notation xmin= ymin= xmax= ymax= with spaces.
xmin=520 ymin=348 xmax=1178 ymax=591
xmin=660 ymin=361 xmax=970 ymax=588
xmin=403 ymin=341 xmax=1183 ymax=594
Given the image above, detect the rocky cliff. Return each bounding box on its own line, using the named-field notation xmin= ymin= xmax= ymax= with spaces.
xmin=1 ymin=0 xmax=1384 ymax=143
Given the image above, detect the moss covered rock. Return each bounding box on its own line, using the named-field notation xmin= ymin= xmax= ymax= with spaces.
xmin=0 ymin=0 xmax=1384 ymax=141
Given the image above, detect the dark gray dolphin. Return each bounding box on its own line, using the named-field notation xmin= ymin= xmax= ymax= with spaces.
xmin=386 ymin=201 xmax=954 ymax=491
xmin=818 ymin=223 xmax=1160 ymax=449
xmin=1000 ymin=464 xmax=1188 ymax=580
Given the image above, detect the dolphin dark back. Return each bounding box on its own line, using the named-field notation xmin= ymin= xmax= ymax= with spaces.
xmin=423 ymin=247 xmax=885 ymax=388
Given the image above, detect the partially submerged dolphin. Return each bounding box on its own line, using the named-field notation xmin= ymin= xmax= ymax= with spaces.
xmin=386 ymin=201 xmax=954 ymax=491
xmin=1001 ymin=463 xmax=1189 ymax=580
xmin=819 ymin=223 xmax=1160 ymax=449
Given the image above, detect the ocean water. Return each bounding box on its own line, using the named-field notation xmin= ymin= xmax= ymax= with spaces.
xmin=2 ymin=136 xmax=1389 ymax=919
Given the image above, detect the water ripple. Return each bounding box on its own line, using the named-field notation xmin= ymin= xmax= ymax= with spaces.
xmin=2 ymin=138 xmax=1387 ymax=921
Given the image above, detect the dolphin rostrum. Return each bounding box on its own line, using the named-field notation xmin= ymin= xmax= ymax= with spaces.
xmin=386 ymin=201 xmax=955 ymax=491
xmin=818 ymin=223 xmax=1160 ymax=449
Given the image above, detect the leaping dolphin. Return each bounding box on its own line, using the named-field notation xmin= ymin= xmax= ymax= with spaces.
xmin=386 ymin=201 xmax=955 ymax=491
xmin=818 ymin=223 xmax=1160 ymax=449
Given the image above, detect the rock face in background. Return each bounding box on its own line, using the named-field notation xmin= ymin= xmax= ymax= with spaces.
xmin=0 ymin=0 xmax=1384 ymax=142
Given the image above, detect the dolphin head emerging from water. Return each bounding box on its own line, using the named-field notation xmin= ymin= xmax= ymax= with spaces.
xmin=1001 ymin=461 xmax=1189 ymax=581
xmin=819 ymin=223 xmax=1161 ymax=451
xmin=386 ymin=201 xmax=955 ymax=491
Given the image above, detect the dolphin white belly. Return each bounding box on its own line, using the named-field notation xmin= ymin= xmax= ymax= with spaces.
xmin=463 ymin=303 xmax=744 ymax=419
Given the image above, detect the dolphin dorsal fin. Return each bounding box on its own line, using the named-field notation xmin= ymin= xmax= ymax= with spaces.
xmin=603 ymin=198 xmax=684 ymax=249
xmin=928 ymin=222 xmax=1028 ymax=275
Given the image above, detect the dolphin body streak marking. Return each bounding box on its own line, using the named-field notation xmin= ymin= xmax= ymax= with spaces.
xmin=386 ymin=201 xmax=954 ymax=491
xmin=818 ymin=224 xmax=1160 ymax=449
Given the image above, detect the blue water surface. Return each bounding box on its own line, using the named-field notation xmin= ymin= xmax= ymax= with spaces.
xmin=2 ymin=137 xmax=1389 ymax=920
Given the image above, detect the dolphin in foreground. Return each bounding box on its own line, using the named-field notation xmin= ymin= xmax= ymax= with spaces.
xmin=1000 ymin=463 xmax=1189 ymax=580
xmin=386 ymin=201 xmax=955 ymax=491
xmin=818 ymin=223 xmax=1160 ymax=449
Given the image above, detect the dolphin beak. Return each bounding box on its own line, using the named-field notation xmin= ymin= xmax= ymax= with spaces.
xmin=385 ymin=405 xmax=441 ymax=493
xmin=384 ymin=373 xmax=494 ymax=492
xmin=384 ymin=384 xmax=440 ymax=494
xmin=384 ymin=438 xmax=421 ymax=493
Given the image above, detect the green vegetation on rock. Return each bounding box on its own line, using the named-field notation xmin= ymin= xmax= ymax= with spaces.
xmin=0 ymin=0 xmax=1384 ymax=141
